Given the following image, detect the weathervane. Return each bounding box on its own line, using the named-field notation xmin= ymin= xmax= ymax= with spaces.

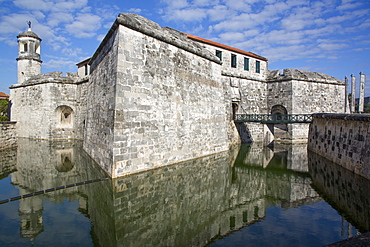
xmin=27 ymin=21 xmax=31 ymax=29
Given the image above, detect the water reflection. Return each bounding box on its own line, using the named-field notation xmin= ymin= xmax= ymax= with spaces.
xmin=308 ymin=151 xmax=370 ymax=233
xmin=0 ymin=139 xmax=108 ymax=246
xmin=0 ymin=140 xmax=368 ymax=246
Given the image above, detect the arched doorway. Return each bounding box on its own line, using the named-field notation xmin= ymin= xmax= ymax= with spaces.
xmin=271 ymin=105 xmax=287 ymax=131
xmin=56 ymin=105 xmax=74 ymax=128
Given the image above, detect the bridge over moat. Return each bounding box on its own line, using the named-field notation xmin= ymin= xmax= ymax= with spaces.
xmin=234 ymin=114 xmax=313 ymax=124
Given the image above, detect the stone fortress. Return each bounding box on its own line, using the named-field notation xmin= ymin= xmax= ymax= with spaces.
xmin=10 ymin=13 xmax=346 ymax=178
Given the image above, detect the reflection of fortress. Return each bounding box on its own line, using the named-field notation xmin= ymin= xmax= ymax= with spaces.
xmin=1 ymin=140 xmax=328 ymax=246
xmin=10 ymin=13 xmax=345 ymax=178
xmin=1 ymin=139 xmax=107 ymax=243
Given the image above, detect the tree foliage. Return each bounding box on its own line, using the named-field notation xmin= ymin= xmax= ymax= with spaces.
xmin=0 ymin=100 xmax=8 ymax=119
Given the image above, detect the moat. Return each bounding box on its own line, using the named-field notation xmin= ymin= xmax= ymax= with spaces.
xmin=1 ymin=139 xmax=369 ymax=246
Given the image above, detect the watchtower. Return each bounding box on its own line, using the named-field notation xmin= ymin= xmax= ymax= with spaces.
xmin=16 ymin=21 xmax=42 ymax=84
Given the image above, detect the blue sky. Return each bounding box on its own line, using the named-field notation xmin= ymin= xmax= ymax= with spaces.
xmin=0 ymin=0 xmax=369 ymax=96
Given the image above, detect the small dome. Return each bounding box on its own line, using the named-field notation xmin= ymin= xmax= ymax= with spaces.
xmin=17 ymin=29 xmax=42 ymax=41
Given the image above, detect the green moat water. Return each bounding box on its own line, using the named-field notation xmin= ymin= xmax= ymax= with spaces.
xmin=0 ymin=139 xmax=369 ymax=246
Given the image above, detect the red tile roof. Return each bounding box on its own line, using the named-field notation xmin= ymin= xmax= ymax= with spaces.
xmin=187 ymin=34 xmax=268 ymax=62
xmin=0 ymin=92 xmax=9 ymax=100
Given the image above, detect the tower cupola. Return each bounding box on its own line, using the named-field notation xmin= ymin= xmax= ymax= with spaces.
xmin=17 ymin=21 xmax=42 ymax=84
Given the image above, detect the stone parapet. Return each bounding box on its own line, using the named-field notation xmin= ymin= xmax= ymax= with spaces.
xmin=90 ymin=13 xmax=220 ymax=73
xmin=312 ymin=113 xmax=370 ymax=121
xmin=0 ymin=121 xmax=17 ymax=149
xmin=267 ymin=69 xmax=345 ymax=85
xmin=308 ymin=113 xmax=370 ymax=179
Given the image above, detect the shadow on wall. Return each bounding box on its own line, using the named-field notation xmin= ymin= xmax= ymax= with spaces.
xmin=235 ymin=122 xmax=252 ymax=143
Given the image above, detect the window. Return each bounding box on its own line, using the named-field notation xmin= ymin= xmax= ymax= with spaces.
xmin=23 ymin=43 xmax=28 ymax=52
xmin=231 ymin=54 xmax=237 ymax=68
xmin=244 ymin=57 xmax=249 ymax=71
xmin=216 ymin=50 xmax=222 ymax=61
xmin=256 ymin=60 xmax=260 ymax=73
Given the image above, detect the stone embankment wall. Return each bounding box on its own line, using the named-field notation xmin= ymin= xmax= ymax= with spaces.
xmin=0 ymin=121 xmax=17 ymax=150
xmin=308 ymin=113 xmax=370 ymax=179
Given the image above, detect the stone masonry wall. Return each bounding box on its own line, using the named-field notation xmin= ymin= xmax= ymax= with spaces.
xmin=10 ymin=73 xmax=87 ymax=140
xmin=267 ymin=70 xmax=346 ymax=142
xmin=308 ymin=113 xmax=370 ymax=179
xmin=291 ymin=80 xmax=345 ymax=114
xmin=83 ymin=27 xmax=118 ymax=176
xmin=0 ymin=121 xmax=17 ymax=150
xmin=221 ymin=74 xmax=271 ymax=144
xmin=109 ymin=22 xmax=229 ymax=177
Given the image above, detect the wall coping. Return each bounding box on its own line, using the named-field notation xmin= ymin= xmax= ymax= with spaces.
xmin=0 ymin=121 xmax=17 ymax=125
xmin=313 ymin=113 xmax=370 ymax=122
xmin=89 ymin=13 xmax=222 ymax=68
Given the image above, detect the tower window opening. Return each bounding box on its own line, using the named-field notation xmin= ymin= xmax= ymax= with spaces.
xmin=231 ymin=54 xmax=237 ymax=68
xmin=216 ymin=50 xmax=222 ymax=61
xmin=256 ymin=61 xmax=261 ymax=73
xmin=244 ymin=57 xmax=249 ymax=71
xmin=23 ymin=43 xmax=28 ymax=52
xmin=35 ymin=44 xmax=40 ymax=54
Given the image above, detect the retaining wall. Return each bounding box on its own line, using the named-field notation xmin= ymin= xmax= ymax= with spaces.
xmin=308 ymin=113 xmax=370 ymax=179
xmin=0 ymin=121 xmax=17 ymax=150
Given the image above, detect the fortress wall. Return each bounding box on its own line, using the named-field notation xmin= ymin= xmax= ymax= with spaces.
xmin=111 ymin=24 xmax=229 ymax=177
xmin=10 ymin=80 xmax=84 ymax=140
xmin=236 ymin=77 xmax=271 ymax=143
xmin=291 ymin=80 xmax=345 ymax=114
xmin=0 ymin=121 xmax=17 ymax=150
xmin=83 ymin=27 xmax=119 ymax=176
xmin=267 ymin=79 xmax=345 ymax=114
xmin=308 ymin=113 xmax=370 ymax=179
xmin=267 ymin=78 xmax=345 ymax=142
xmin=221 ymin=74 xmax=270 ymax=144
xmin=267 ymin=80 xmax=293 ymax=113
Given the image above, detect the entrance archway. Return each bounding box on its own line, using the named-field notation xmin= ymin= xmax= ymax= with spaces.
xmin=55 ymin=105 xmax=73 ymax=128
xmin=271 ymin=105 xmax=287 ymax=131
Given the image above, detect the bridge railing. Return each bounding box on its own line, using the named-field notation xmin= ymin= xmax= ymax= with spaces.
xmin=234 ymin=114 xmax=313 ymax=124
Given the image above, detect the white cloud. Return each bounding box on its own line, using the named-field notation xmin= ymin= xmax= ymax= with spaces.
xmin=318 ymin=42 xmax=349 ymax=51
xmin=192 ymin=0 xmax=217 ymax=7
xmin=207 ymin=5 xmax=234 ymax=22
xmin=13 ymin=0 xmax=53 ymax=11
xmin=161 ymin=0 xmax=189 ymax=9
xmin=52 ymin=0 xmax=88 ymax=11
xmin=43 ymin=59 xmax=76 ymax=69
xmin=13 ymin=0 xmax=88 ymax=12
xmin=47 ymin=12 xmax=74 ymax=27
xmin=222 ymin=0 xmax=251 ymax=11
xmin=65 ymin=13 xmax=101 ymax=38
xmin=337 ymin=2 xmax=363 ymax=11
xmin=61 ymin=47 xmax=83 ymax=57
xmin=219 ymin=32 xmax=245 ymax=42
xmin=128 ymin=8 xmax=142 ymax=13
xmin=165 ymin=8 xmax=208 ymax=22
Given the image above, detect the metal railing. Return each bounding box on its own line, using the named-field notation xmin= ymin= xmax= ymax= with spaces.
xmin=234 ymin=114 xmax=313 ymax=124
